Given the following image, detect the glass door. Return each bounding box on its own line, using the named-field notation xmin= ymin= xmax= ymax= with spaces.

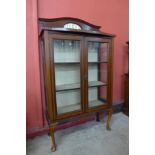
xmin=50 ymin=35 xmax=84 ymax=118
xmin=85 ymin=38 xmax=111 ymax=111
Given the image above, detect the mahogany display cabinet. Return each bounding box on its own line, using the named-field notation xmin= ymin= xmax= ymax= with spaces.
xmin=39 ymin=17 xmax=115 ymax=152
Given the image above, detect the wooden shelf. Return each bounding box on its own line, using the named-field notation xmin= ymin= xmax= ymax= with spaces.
xmin=55 ymin=61 xmax=80 ymax=64
xmin=54 ymin=61 xmax=108 ymax=64
xmin=88 ymin=81 xmax=107 ymax=87
xmin=56 ymin=81 xmax=107 ymax=91
xmin=88 ymin=61 xmax=108 ymax=64
xmin=89 ymin=100 xmax=106 ymax=107
xmin=56 ymin=83 xmax=80 ymax=91
xmin=57 ymin=103 xmax=81 ymax=114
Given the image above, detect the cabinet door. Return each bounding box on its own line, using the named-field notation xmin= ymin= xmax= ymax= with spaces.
xmin=49 ymin=34 xmax=84 ymax=119
xmin=84 ymin=37 xmax=112 ymax=112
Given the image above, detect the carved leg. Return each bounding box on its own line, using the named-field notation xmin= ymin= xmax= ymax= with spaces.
xmin=96 ymin=112 xmax=100 ymax=122
xmin=49 ymin=124 xmax=57 ymax=152
xmin=106 ymin=109 xmax=113 ymax=130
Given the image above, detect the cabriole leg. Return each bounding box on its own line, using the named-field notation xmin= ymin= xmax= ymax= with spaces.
xmin=106 ymin=109 xmax=113 ymax=130
xmin=49 ymin=124 xmax=57 ymax=152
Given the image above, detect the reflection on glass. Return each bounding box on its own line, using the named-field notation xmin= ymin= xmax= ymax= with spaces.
xmin=56 ymin=90 xmax=81 ymax=114
xmin=88 ymin=42 xmax=109 ymax=108
xmin=88 ymin=42 xmax=109 ymax=62
xmin=54 ymin=40 xmax=80 ymax=63
xmin=53 ymin=39 xmax=81 ymax=114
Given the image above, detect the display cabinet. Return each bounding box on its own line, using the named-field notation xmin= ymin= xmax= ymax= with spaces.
xmin=39 ymin=17 xmax=115 ymax=152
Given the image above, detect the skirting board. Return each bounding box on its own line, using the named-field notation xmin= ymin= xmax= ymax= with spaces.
xmin=27 ymin=102 xmax=124 ymax=139
xmin=112 ymin=101 xmax=124 ymax=113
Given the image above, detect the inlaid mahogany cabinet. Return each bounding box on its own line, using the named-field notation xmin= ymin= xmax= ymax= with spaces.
xmin=39 ymin=18 xmax=115 ymax=152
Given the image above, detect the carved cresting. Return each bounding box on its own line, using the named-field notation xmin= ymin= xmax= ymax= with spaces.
xmin=64 ymin=23 xmax=81 ymax=30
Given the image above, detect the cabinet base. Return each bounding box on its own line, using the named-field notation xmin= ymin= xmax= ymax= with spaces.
xmin=48 ymin=109 xmax=112 ymax=151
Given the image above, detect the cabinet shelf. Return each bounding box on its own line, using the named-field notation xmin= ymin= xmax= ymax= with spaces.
xmin=56 ymin=81 xmax=107 ymax=91
xmin=88 ymin=81 xmax=107 ymax=87
xmin=54 ymin=61 xmax=108 ymax=64
xmin=89 ymin=100 xmax=106 ymax=107
xmin=55 ymin=62 xmax=80 ymax=64
xmin=88 ymin=61 xmax=108 ymax=64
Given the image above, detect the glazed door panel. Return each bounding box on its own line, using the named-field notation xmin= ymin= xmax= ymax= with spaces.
xmin=49 ymin=34 xmax=84 ymax=119
xmin=84 ymin=38 xmax=111 ymax=112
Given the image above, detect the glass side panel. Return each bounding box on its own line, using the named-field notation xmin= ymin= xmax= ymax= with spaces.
xmin=53 ymin=39 xmax=81 ymax=114
xmin=88 ymin=42 xmax=109 ymax=108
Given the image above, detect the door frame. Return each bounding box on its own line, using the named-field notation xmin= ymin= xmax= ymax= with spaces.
xmin=84 ymin=37 xmax=113 ymax=113
xmin=48 ymin=33 xmax=85 ymax=120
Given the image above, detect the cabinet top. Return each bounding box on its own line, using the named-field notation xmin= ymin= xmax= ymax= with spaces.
xmin=39 ymin=17 xmax=115 ymax=37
